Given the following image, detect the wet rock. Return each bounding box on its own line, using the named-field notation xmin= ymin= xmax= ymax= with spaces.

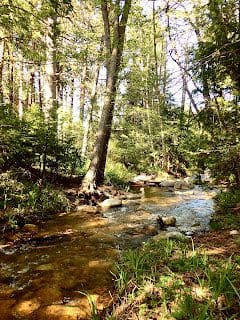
xmin=131 ymin=174 xmax=156 ymax=183
xmin=156 ymin=216 xmax=165 ymax=229
xmin=157 ymin=216 xmax=176 ymax=229
xmin=125 ymin=225 xmax=158 ymax=237
xmin=100 ymin=198 xmax=122 ymax=209
xmin=162 ymin=216 xmax=176 ymax=226
xmin=185 ymin=231 xmax=194 ymax=236
xmin=153 ymin=231 xmax=187 ymax=241
xmin=13 ymin=298 xmax=40 ymax=317
xmin=126 ymin=193 xmax=142 ymax=200
xmin=160 ymin=180 xmax=176 ymax=187
xmin=22 ymin=224 xmax=38 ymax=233
xmin=174 ymin=180 xmax=192 ymax=190
xmin=142 ymin=225 xmax=158 ymax=236
xmin=76 ymin=205 xmax=100 ymax=214
xmin=122 ymin=199 xmax=141 ymax=206
xmin=229 ymin=230 xmax=239 ymax=235
xmin=174 ymin=189 xmax=194 ymax=195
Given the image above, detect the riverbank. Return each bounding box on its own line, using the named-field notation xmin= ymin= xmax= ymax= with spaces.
xmin=100 ymin=190 xmax=240 ymax=320
xmin=102 ymin=230 xmax=240 ymax=320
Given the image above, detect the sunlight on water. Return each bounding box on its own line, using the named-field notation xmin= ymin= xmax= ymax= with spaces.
xmin=0 ymin=186 xmax=216 ymax=319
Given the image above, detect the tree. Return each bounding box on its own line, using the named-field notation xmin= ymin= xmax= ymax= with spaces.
xmin=82 ymin=0 xmax=132 ymax=190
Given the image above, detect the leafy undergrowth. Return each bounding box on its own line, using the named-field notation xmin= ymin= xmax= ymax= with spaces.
xmin=210 ymin=189 xmax=240 ymax=231
xmin=101 ymin=237 xmax=240 ymax=320
xmin=0 ymin=170 xmax=70 ymax=232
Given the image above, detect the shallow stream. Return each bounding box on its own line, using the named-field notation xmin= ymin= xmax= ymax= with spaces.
xmin=0 ymin=186 xmax=216 ymax=319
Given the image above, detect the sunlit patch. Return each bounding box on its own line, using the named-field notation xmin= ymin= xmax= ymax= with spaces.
xmin=13 ymin=298 xmax=40 ymax=316
xmin=41 ymin=304 xmax=89 ymax=319
xmin=35 ymin=263 xmax=55 ymax=271
xmin=191 ymin=284 xmax=211 ymax=301
xmin=83 ymin=219 xmax=108 ymax=228
xmin=88 ymin=259 xmax=112 ymax=269
xmin=203 ymin=248 xmax=227 ymax=255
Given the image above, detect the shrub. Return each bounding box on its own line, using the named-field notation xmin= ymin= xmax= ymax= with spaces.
xmin=0 ymin=171 xmax=70 ymax=230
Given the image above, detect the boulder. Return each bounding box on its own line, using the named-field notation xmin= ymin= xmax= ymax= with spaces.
xmin=157 ymin=216 xmax=176 ymax=229
xmin=174 ymin=180 xmax=191 ymax=190
xmin=100 ymin=198 xmax=122 ymax=209
xmin=162 ymin=216 xmax=176 ymax=226
xmin=131 ymin=174 xmax=156 ymax=184
xmin=160 ymin=181 xmax=176 ymax=187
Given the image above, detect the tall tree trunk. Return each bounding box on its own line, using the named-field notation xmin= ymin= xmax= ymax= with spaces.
xmin=37 ymin=66 xmax=43 ymax=110
xmin=0 ymin=40 xmax=5 ymax=104
xmin=7 ymin=43 xmax=14 ymax=106
xmin=44 ymin=33 xmax=57 ymax=115
xmin=82 ymin=0 xmax=132 ymax=190
xmin=81 ymin=65 xmax=100 ymax=159
xmin=79 ymin=63 xmax=87 ymax=122
xmin=44 ymin=16 xmax=58 ymax=117
xmin=29 ymin=68 xmax=36 ymax=106
xmin=18 ymin=60 xmax=24 ymax=119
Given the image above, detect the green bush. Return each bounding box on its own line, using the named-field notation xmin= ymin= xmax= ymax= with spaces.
xmin=105 ymin=161 xmax=134 ymax=187
xmin=0 ymin=171 xmax=70 ymax=230
xmin=215 ymin=189 xmax=240 ymax=211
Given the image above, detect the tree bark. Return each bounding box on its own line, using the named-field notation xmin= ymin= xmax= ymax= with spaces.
xmin=81 ymin=0 xmax=131 ymax=190
xmin=18 ymin=59 xmax=24 ymax=119
xmin=44 ymin=16 xmax=58 ymax=117
xmin=0 ymin=39 xmax=5 ymax=104
xmin=81 ymin=65 xmax=100 ymax=159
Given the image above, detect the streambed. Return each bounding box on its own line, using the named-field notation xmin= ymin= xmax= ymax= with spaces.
xmin=0 ymin=186 xmax=216 ymax=319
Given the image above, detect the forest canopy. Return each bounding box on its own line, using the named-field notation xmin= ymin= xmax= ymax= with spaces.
xmin=0 ymin=0 xmax=239 ymax=186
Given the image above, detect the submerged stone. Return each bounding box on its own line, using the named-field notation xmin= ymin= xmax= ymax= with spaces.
xmin=153 ymin=231 xmax=187 ymax=241
xmin=126 ymin=193 xmax=142 ymax=200
xmin=76 ymin=205 xmax=100 ymax=214
xmin=22 ymin=224 xmax=38 ymax=233
xmin=13 ymin=298 xmax=40 ymax=317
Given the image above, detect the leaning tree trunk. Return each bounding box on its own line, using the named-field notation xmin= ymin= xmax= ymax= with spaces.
xmin=81 ymin=0 xmax=132 ymax=191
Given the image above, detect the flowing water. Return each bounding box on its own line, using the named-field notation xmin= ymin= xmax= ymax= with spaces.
xmin=0 ymin=186 xmax=216 ymax=320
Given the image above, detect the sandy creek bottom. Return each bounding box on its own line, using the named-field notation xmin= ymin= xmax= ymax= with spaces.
xmin=0 ymin=186 xmax=216 ymax=319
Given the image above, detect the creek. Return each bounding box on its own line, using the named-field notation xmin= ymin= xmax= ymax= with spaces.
xmin=0 ymin=186 xmax=216 ymax=319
